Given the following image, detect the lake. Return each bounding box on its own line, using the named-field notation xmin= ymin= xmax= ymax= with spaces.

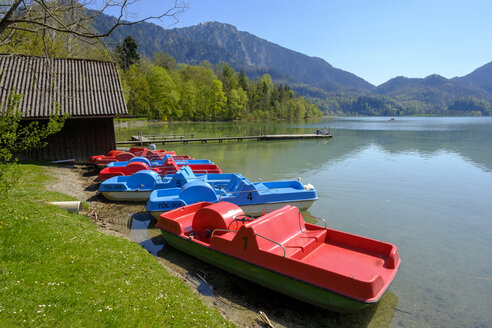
xmin=116 ymin=117 xmax=492 ymax=327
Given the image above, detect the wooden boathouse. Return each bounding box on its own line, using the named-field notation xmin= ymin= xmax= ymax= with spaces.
xmin=0 ymin=54 xmax=127 ymax=164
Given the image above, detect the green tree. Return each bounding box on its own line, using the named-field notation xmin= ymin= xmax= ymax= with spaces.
xmin=249 ymin=79 xmax=263 ymax=112
xmin=216 ymin=63 xmax=238 ymax=93
xmin=115 ymin=36 xmax=140 ymax=70
xmin=207 ymin=80 xmax=227 ymax=120
xmin=154 ymin=52 xmax=177 ymax=70
xmin=0 ymin=92 xmax=67 ymax=163
xmin=179 ymin=65 xmax=217 ymax=120
xmin=179 ymin=65 xmax=216 ymax=86
xmin=227 ymin=88 xmax=248 ymax=120
xmin=0 ymin=92 xmax=68 ymax=194
xmin=238 ymin=69 xmax=249 ymax=93
xmin=147 ymin=66 xmax=180 ymax=120
xmin=123 ymin=65 xmax=151 ymax=117
xmin=200 ymin=60 xmax=213 ymax=70
xmin=260 ymin=74 xmax=274 ymax=110
xmin=179 ymin=80 xmax=198 ymax=120
xmin=448 ymin=97 xmax=492 ymax=116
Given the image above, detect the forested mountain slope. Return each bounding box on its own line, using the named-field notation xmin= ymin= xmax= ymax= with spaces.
xmin=94 ymin=14 xmax=492 ymax=115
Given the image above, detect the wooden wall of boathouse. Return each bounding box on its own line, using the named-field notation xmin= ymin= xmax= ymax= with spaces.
xmin=1 ymin=54 xmax=128 ymax=164
xmin=17 ymin=117 xmax=116 ymax=164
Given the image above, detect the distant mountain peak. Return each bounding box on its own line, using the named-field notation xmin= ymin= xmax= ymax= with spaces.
xmin=424 ymin=74 xmax=446 ymax=80
xmin=457 ymin=61 xmax=492 ymax=92
xmin=423 ymin=74 xmax=448 ymax=86
xmin=93 ymin=13 xmax=492 ymax=112
xmin=197 ymin=21 xmax=237 ymax=29
xmin=176 ymin=21 xmax=374 ymax=90
xmin=97 ymin=16 xmax=374 ymax=91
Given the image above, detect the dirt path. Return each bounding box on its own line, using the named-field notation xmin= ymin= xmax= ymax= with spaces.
xmin=45 ymin=165 xmax=397 ymax=328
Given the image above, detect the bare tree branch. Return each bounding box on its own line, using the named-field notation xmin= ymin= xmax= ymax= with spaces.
xmin=0 ymin=0 xmax=189 ymax=47
xmin=0 ymin=0 xmax=23 ymax=36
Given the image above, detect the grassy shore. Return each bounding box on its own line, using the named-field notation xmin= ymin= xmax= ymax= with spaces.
xmin=0 ymin=164 xmax=233 ymax=327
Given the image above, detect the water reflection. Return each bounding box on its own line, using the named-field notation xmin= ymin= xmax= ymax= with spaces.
xmin=127 ymin=212 xmax=163 ymax=256
xmin=116 ymin=117 xmax=492 ymax=174
xmin=128 ymin=211 xmax=400 ymax=327
xmin=328 ymin=117 xmax=492 ymax=171
xmin=127 ymin=206 xmax=401 ymax=326
xmin=118 ymin=117 xmax=492 ymax=327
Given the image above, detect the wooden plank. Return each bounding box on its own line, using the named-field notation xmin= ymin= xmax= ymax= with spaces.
xmin=88 ymin=118 xmax=100 ymax=160
xmin=75 ymin=119 xmax=87 ymax=163
xmin=104 ymin=118 xmax=117 ymax=152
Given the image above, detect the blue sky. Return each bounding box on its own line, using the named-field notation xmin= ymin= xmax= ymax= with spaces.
xmin=106 ymin=0 xmax=492 ymax=86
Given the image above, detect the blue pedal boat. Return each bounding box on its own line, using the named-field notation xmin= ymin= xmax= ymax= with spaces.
xmin=146 ymin=177 xmax=318 ymax=218
xmin=98 ymin=166 xmax=247 ymax=202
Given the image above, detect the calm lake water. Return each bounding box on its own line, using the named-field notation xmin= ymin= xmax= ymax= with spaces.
xmin=116 ymin=117 xmax=492 ymax=328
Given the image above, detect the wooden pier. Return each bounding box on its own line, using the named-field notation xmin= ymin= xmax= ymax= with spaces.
xmin=131 ymin=134 xmax=185 ymax=142
xmin=118 ymin=134 xmax=332 ymax=146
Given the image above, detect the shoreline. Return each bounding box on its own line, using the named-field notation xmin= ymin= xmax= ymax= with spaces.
xmin=44 ymin=164 xmax=399 ymax=328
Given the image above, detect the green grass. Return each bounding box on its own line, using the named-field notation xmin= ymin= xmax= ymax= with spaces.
xmin=0 ymin=164 xmax=233 ymax=327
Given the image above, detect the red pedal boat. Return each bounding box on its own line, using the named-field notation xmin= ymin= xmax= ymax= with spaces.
xmin=89 ymin=149 xmax=126 ymax=163
xmin=156 ymin=202 xmax=401 ymax=312
xmin=97 ymin=157 xmax=222 ymax=181
xmin=90 ymin=147 xmax=191 ymax=168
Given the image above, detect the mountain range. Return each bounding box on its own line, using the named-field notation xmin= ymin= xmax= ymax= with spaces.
xmin=94 ymin=15 xmax=492 ymax=115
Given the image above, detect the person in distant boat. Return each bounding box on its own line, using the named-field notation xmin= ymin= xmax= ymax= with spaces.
xmin=316 ymin=128 xmax=322 ymax=135
xmin=323 ymin=128 xmax=328 ymax=135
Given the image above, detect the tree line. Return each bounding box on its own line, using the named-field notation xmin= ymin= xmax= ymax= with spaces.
xmin=294 ymin=83 xmax=492 ymax=117
xmin=319 ymin=94 xmax=492 ymax=116
xmin=116 ymin=37 xmax=322 ymax=121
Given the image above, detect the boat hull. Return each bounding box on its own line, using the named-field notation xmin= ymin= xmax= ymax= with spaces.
xmin=161 ymin=230 xmax=369 ymax=312
xmin=149 ymin=199 xmax=316 ymax=219
xmin=101 ymin=191 xmax=152 ymax=202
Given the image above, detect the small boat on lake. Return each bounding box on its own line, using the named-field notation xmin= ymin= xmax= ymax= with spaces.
xmin=99 ymin=166 xmax=247 ymax=202
xmin=97 ymin=157 xmax=222 ymax=181
xmin=105 ymin=154 xmax=212 ymax=168
xmin=90 ymin=147 xmax=173 ymax=164
xmin=156 ymin=201 xmax=401 ymax=312
xmin=89 ymin=149 xmax=126 ymax=164
xmin=90 ymin=147 xmax=193 ymax=168
xmin=146 ymin=175 xmax=317 ymax=217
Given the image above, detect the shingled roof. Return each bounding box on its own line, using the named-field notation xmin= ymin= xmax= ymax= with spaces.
xmin=0 ymin=54 xmax=127 ymax=118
